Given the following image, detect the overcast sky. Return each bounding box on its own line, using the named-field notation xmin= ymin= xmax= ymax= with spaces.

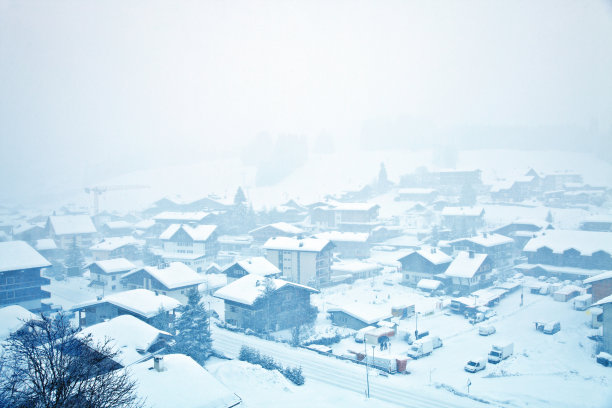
xmin=1 ymin=0 xmax=611 ymax=204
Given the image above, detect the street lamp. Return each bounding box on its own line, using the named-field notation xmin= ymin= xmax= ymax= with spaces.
xmin=415 ymin=311 xmax=421 ymax=339
xmin=364 ymin=335 xmax=370 ymax=398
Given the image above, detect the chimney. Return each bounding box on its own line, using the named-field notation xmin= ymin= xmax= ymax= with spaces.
xmin=153 ymin=356 xmax=165 ymax=372
xmin=96 ymin=295 xmax=103 ymax=301
xmin=469 ymin=250 xmax=475 ymax=259
xmin=483 ymin=232 xmax=488 ymax=238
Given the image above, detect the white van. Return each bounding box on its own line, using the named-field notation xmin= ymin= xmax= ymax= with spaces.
xmin=464 ymin=358 xmax=486 ymax=373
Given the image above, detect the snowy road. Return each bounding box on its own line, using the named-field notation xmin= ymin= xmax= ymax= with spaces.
xmin=211 ymin=326 xmax=491 ymax=408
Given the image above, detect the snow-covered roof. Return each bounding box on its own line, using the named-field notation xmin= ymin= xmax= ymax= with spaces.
xmin=584 ymin=271 xmax=612 ymax=284
xmin=35 ymin=238 xmax=58 ymax=251
xmin=124 ymin=262 xmax=205 ymax=290
xmin=313 ymin=231 xmax=369 ymax=243
xmin=0 ymin=305 xmax=38 ymax=339
xmin=229 ymin=257 xmax=281 ymax=277
xmin=249 ymin=222 xmax=304 ymax=235
xmin=160 ymin=224 xmax=217 ymax=242
xmin=153 ymin=211 xmax=211 ymax=222
xmin=327 ymin=303 xmax=392 ymax=325
xmin=134 ymin=219 xmax=155 ymax=229
xmin=417 ymin=279 xmax=442 ymax=290
xmin=89 ymin=236 xmax=140 ymax=252
xmin=554 ymin=285 xmax=582 ymax=295
xmin=330 ymin=202 xmax=379 ymax=212
xmin=90 ymin=258 xmax=136 ymax=274
xmin=444 ymin=251 xmax=488 ymax=278
xmin=414 ymin=246 xmax=452 ymax=265
xmin=0 ymin=241 xmax=51 ymax=272
xmin=263 ymin=236 xmax=332 ymax=252
xmin=398 ymin=188 xmax=437 ymax=195
xmin=523 ymin=230 xmax=612 ymax=256
xmin=381 ymin=235 xmax=423 ymax=248
xmin=217 ymin=235 xmax=253 ymax=245
xmin=451 ymin=233 xmax=514 ymax=248
xmin=515 ymin=263 xmax=605 ymax=278
xmin=104 ymin=220 xmax=133 ymax=230
xmin=72 ymin=289 xmax=181 ymax=317
xmin=593 ymin=294 xmax=612 ymax=307
xmin=441 ymin=206 xmax=485 ymax=217
xmin=581 ymin=214 xmax=612 ymax=224
xmin=214 ymin=274 xmax=317 ymax=306
xmin=130 ymin=354 xmax=241 ymax=408
xmin=48 ymin=215 xmax=96 ymax=235
xmin=331 ymin=260 xmax=381 ymax=274
xmin=78 ymin=315 xmax=171 ymax=366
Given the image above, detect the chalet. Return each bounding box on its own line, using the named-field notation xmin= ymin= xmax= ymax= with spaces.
xmin=34 ymin=238 xmax=61 ymax=260
xmin=0 ymin=241 xmax=51 ymax=311
xmin=121 ymin=262 xmax=205 ymax=303
xmin=592 ymin=295 xmax=612 ymax=354
xmin=327 ymin=304 xmax=392 ymax=331
xmin=130 ymin=354 xmax=242 ymax=408
xmin=71 ymin=289 xmax=181 ymax=327
xmin=584 ymin=271 xmax=612 ymax=303
xmin=490 ymin=173 xmax=540 ymax=202
xmin=448 ymin=233 xmax=514 ymax=268
xmin=396 ymin=188 xmax=438 ymax=203
xmin=214 ymin=274 xmax=318 ymax=332
xmin=312 ymin=231 xmax=370 ymax=259
xmin=493 ymin=219 xmax=552 ymax=250
xmin=145 ymin=195 xmax=231 ymax=216
xmin=444 ymin=251 xmax=494 ymax=294
xmin=580 ymin=216 xmax=612 ymax=232
xmin=223 ymin=257 xmax=281 ymax=283
xmin=205 ymin=262 xmax=223 ymax=274
xmin=218 ymin=235 xmax=254 ymax=253
xmin=152 ymin=211 xmax=216 ymax=236
xmin=46 ymin=215 xmax=97 ymax=249
xmin=88 ymin=258 xmax=136 ymax=293
xmin=89 ymin=236 xmax=141 ymax=261
xmin=248 ymin=222 xmax=305 ymax=244
xmin=441 ymin=206 xmax=485 ymax=237
xmin=330 ymin=260 xmax=382 ymax=283
xmin=0 ymin=305 xmax=38 ymax=340
xmin=369 ymin=225 xmax=404 ymax=243
xmin=309 ymin=202 xmax=380 ymax=232
xmin=100 ymin=220 xmax=133 ymax=236
xmin=263 ymin=237 xmax=334 ymax=287
xmin=380 ymin=234 xmax=423 ymax=250
xmin=13 ymin=222 xmax=46 ymax=242
xmin=542 ymin=171 xmax=582 ymax=191
xmin=159 ymin=224 xmax=218 ymax=272
xmin=78 ymin=315 xmax=172 ymax=367
xmin=398 ymin=246 xmax=452 ymax=285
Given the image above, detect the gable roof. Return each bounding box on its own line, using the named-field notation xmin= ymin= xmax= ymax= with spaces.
xmin=584 ymin=271 xmax=612 ymax=284
xmin=72 ymin=289 xmax=181 ymax=317
xmin=89 ymin=236 xmax=140 ymax=252
xmin=123 ymin=262 xmax=205 ymax=290
xmin=48 ymin=215 xmax=96 ymax=235
xmin=313 ymin=231 xmax=369 ymax=243
xmin=35 ymin=238 xmax=58 ymax=251
xmin=153 ymin=211 xmax=211 ymax=222
xmin=327 ymin=303 xmax=392 ymax=325
xmin=104 ymin=220 xmax=133 ymax=230
xmin=523 ymin=230 xmax=612 ymax=256
xmin=249 ymin=222 xmax=304 ymax=235
xmin=160 ymin=224 xmax=217 ymax=242
xmin=90 ymin=258 xmax=136 ymax=274
xmin=416 ymin=246 xmax=453 ymax=265
xmin=0 ymin=305 xmax=39 ymax=339
xmin=444 ymin=251 xmax=488 ymax=278
xmin=451 ymin=233 xmax=514 ymax=248
xmin=441 ymin=206 xmax=485 ymax=217
xmin=593 ymin=294 xmax=612 ymax=307
xmin=226 ymin=257 xmax=280 ymax=277
xmin=263 ymin=236 xmax=333 ymax=252
xmin=214 ymin=274 xmax=318 ymax=306
xmin=0 ymin=241 xmax=51 ymax=272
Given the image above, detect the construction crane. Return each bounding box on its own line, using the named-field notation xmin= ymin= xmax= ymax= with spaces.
xmin=84 ymin=185 xmax=149 ymax=215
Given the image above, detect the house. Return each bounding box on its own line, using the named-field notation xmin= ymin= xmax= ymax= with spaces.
xmin=159 ymin=224 xmax=219 ymax=272
xmin=46 ymin=215 xmax=97 ymax=249
xmin=492 ymin=219 xmax=552 ymax=250
xmin=222 ymin=257 xmax=281 ymax=283
xmin=71 ymin=289 xmax=181 ymax=327
xmin=151 ymin=211 xmax=216 ymax=236
xmin=398 ymin=246 xmax=452 ymax=286
xmin=89 ymin=236 xmax=141 ymax=261
xmin=0 ymin=241 xmax=51 ymax=311
xmin=88 ymin=258 xmax=136 ymax=293
xmin=0 ymin=304 xmax=38 ymax=340
xmin=312 ymin=231 xmax=370 ymax=259
xmin=205 ymin=262 xmax=223 ymax=275
xmin=34 ymin=238 xmax=62 ymax=260
xmin=248 ymin=222 xmax=305 ymax=244
xmin=78 ymin=315 xmax=172 ymax=367
xmin=448 ymin=233 xmax=514 ymax=268
xmin=13 ymin=222 xmax=47 ymax=243
xmin=441 ymin=206 xmax=485 ymax=237
xmin=592 ymin=295 xmax=612 ymax=354
xmin=444 ymin=251 xmax=494 ymax=294
xmin=400 ymin=169 xmax=482 ymax=195
xmin=130 ymin=354 xmax=241 ymax=408
xmin=522 ymin=230 xmax=612 ymax=270
xmin=309 ymin=202 xmax=380 ymax=232
xmin=121 ymin=262 xmax=205 ymax=303
xmin=214 ymin=274 xmax=318 ymax=332
xmin=584 ymin=271 xmax=612 ymax=303
xmin=542 ymin=171 xmax=583 ymax=191
xmin=267 ymin=200 xmax=308 ymax=223
xmin=396 ymin=188 xmax=438 ymax=203
xmin=580 ymin=215 xmax=612 ymax=232
xmin=218 ymin=235 xmax=254 ymax=253
xmin=100 ymin=220 xmax=133 ymax=236
xmin=263 ymin=237 xmax=334 ymax=287
xmin=330 ymin=260 xmax=382 ymax=283
xmin=327 ymin=304 xmax=392 ymax=330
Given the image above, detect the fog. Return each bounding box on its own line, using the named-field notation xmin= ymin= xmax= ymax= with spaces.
xmin=1 ymin=0 xmax=611 ymax=206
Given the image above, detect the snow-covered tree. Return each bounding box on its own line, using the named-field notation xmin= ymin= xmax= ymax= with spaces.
xmin=234 ymin=186 xmax=247 ymax=205
xmin=65 ymin=236 xmax=84 ymax=276
xmin=172 ymin=289 xmax=212 ymax=365
xmin=150 ymin=306 xmax=171 ymax=332
xmin=546 ymin=210 xmax=553 ymax=223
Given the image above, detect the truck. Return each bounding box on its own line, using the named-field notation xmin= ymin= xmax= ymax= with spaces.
xmin=488 ymin=342 xmax=513 ymax=364
xmin=365 ymin=354 xmax=409 ymax=374
xmin=406 ymin=338 xmax=433 ymax=359
xmin=464 ymin=357 xmax=486 ymax=373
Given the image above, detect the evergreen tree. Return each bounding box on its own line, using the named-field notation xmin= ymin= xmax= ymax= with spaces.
xmin=65 ymin=236 xmax=84 ymax=276
xmin=172 ymin=288 xmax=212 ymax=365
xmin=546 ymin=210 xmax=553 ymax=223
xmin=150 ymin=306 xmax=171 ymax=332
xmin=234 ymin=186 xmax=247 ymax=205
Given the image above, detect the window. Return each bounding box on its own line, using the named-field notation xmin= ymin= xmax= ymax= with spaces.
xmin=112 ymin=275 xmax=116 ymax=281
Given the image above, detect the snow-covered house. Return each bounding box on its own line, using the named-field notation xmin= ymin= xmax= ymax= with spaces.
xmin=441 ymin=206 xmax=485 ymax=237
xmin=444 ymin=251 xmax=493 ymax=294
xmin=130 ymin=354 xmax=241 ymax=408
xmin=88 ymin=258 xmax=136 ymax=293
xmin=330 ymin=260 xmax=382 ymax=283
xmin=13 ymin=222 xmax=46 ymax=243
xmin=593 ymin=295 xmax=612 ymax=354
xmin=312 ymin=231 xmax=370 ymax=259
xmin=100 ymin=220 xmax=133 ymax=236
xmin=584 ymin=271 xmax=612 ymax=303
xmin=46 ymin=215 xmax=97 ymax=249
xmin=159 ymin=224 xmax=218 ymax=272
xmin=248 ymin=222 xmax=305 ymax=244
xmin=0 ymin=304 xmax=38 ymax=340
xmin=78 ymin=315 xmax=173 ymax=368
xmin=309 ymin=202 xmax=380 ymax=232
xmin=580 ymin=215 xmax=612 ymax=232
xmin=448 ymin=233 xmax=514 ymax=268
xmin=223 ymin=257 xmax=281 ymax=283
xmin=327 ymin=304 xmax=392 ymax=331
xmin=492 ymin=219 xmax=552 ymax=250
xmin=71 ymin=289 xmax=181 ymax=327
xmin=121 ymin=262 xmax=205 ymax=303
xmin=34 ymin=238 xmax=61 ymax=260
xmin=263 ymin=237 xmax=334 ymax=287
xmin=0 ymin=241 xmax=51 ymax=311
xmin=398 ymin=246 xmax=452 ymax=286
xmin=89 ymin=236 xmax=141 ymax=261
xmin=152 ymin=211 xmax=215 ymax=236
xmin=214 ymin=274 xmax=318 ymax=332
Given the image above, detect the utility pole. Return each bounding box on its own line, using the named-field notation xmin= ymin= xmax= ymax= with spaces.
xmin=364 ymin=335 xmax=370 ymax=398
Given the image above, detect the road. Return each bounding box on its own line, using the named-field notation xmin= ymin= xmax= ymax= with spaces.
xmin=212 ymin=326 xmax=493 ymax=408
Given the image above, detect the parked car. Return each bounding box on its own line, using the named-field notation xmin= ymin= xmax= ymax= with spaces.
xmin=543 ymin=321 xmax=561 ymax=335
xmin=596 ymin=352 xmax=612 ymax=367
xmin=464 ymin=358 xmax=486 ymax=373
xmin=469 ymin=313 xmax=485 ymax=324
xmin=430 ymin=335 xmax=443 ymax=349
xmin=479 ymin=325 xmax=496 ymax=336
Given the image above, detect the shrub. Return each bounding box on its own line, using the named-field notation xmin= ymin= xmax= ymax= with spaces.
xmin=237 ymin=345 xmax=304 ymax=385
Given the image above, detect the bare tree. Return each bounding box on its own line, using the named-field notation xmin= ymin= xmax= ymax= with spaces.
xmin=0 ymin=313 xmax=143 ymax=408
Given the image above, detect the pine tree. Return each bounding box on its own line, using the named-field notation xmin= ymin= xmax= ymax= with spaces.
xmin=546 ymin=210 xmax=553 ymax=223
xmin=65 ymin=236 xmax=84 ymax=276
xmin=150 ymin=306 xmax=171 ymax=332
xmin=172 ymin=288 xmax=212 ymax=365
xmin=234 ymin=186 xmax=247 ymax=205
